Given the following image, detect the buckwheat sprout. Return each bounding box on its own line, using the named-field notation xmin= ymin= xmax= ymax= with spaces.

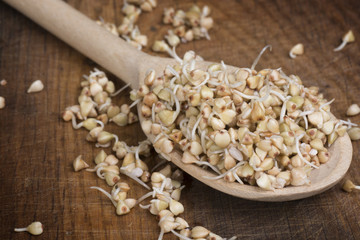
xmin=151 ymin=159 xmax=168 ymax=173
xmin=91 ymin=99 xmax=99 ymax=107
xmin=190 ymin=59 xmax=196 ymax=71
xmin=159 ymin=178 xmax=168 ymax=193
xmin=303 ymin=115 xmax=309 ymax=129
xmin=319 ymin=98 xmax=335 ymax=112
xmin=173 ymin=84 xmax=181 ymax=95
xmin=296 ymin=133 xmax=319 ymax=169
xmin=111 ymin=82 xmax=131 ymax=97
xmin=182 ymin=63 xmax=191 ymax=81
xmin=71 ymin=115 xmax=104 ymax=129
xmin=135 ymin=141 xmax=150 ymax=162
xmin=96 ymin=166 xmax=106 ymax=179
xmin=86 ymin=162 xmax=107 ymax=172
xmin=120 ymin=164 xmax=134 ymax=172
xmin=179 ymin=118 xmax=189 ymax=129
xmin=136 ymin=191 xmax=154 ymax=205
xmin=139 ymin=203 xmax=151 ymax=209
xmin=169 ymin=46 xmax=183 ymax=63
xmin=233 ymin=170 xmax=244 ymax=184
xmin=129 ymin=98 xmax=141 ymax=109
xmin=334 ymin=121 xmax=342 ymax=131
xmin=203 ymin=161 xmax=245 ymax=180
xmin=98 ymin=101 xmax=111 ymax=112
xmin=221 ymin=60 xmax=227 ymax=71
xmin=191 ymin=116 xmax=203 ymax=140
xmin=251 ymin=45 xmax=272 ymax=72
xmin=200 ymin=130 xmax=207 ymax=154
xmin=257 ymin=78 xmax=271 ymax=102
xmin=340 ymin=119 xmax=358 ymax=129
xmin=111 ymin=187 xmax=121 ymax=200
xmin=90 ymin=68 xmax=105 ymax=77
xmin=280 ymin=96 xmax=291 ymax=123
xmin=194 ymin=72 xmax=210 ymax=89
xmin=269 ymin=90 xmax=286 ymax=102
xmin=169 ymin=76 xmax=177 ymax=88
xmin=167 ymin=65 xmax=181 ymax=81
xmin=201 ymin=27 xmax=211 ymax=40
xmin=158 ymin=229 xmax=164 ymax=240
xmin=170 ymin=230 xmax=193 ymax=240
xmin=232 ymin=89 xmax=259 ymax=100
xmin=334 ymin=30 xmax=355 ymax=52
xmin=168 ymin=88 xmax=180 ymax=121
xmin=207 ymin=149 xmax=225 ymax=155
xmin=121 ymin=142 xmax=136 ymax=153
xmin=195 ymin=161 xmax=222 ymax=175
xmin=299 ymin=110 xmax=314 ymax=117
xmin=279 ymin=70 xmax=297 ymax=85
xmin=95 ymin=142 xmax=111 ymax=148
xmin=120 ymin=168 xmax=151 ymax=190
xmin=90 ymin=186 xmax=117 ymax=207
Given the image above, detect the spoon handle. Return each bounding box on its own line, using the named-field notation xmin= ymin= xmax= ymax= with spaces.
xmin=4 ymin=0 xmax=149 ymax=88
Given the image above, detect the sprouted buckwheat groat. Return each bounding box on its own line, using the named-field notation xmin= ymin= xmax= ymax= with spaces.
xmin=132 ymin=46 xmax=357 ymax=191
xmin=73 ymin=155 xmax=89 ymax=172
xmin=14 ymin=221 xmax=43 ymax=235
xmin=346 ymin=104 xmax=360 ymax=116
xmin=334 ymin=30 xmax=355 ymax=52
xmin=342 ymin=179 xmax=360 ymax=193
xmin=27 ymin=80 xmax=44 ymax=93
xmin=289 ymin=43 xmax=304 ymax=59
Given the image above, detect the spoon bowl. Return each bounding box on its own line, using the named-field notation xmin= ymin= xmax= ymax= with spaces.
xmin=6 ymin=0 xmax=353 ymax=201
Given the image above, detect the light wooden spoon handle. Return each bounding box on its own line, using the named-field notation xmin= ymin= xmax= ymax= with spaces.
xmin=4 ymin=0 xmax=150 ymax=88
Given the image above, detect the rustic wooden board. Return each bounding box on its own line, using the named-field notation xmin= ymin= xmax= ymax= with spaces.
xmin=1 ymin=0 xmax=360 ymax=239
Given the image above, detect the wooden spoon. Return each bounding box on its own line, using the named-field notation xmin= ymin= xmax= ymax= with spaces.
xmin=5 ymin=0 xmax=353 ymax=201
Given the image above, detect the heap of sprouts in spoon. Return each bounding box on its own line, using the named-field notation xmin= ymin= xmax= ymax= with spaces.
xmin=133 ymin=46 xmax=356 ymax=191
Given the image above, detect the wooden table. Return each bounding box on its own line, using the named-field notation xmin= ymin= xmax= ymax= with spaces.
xmin=1 ymin=0 xmax=360 ymax=239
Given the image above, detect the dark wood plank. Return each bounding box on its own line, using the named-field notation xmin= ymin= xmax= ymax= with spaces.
xmin=0 ymin=0 xmax=359 ymax=239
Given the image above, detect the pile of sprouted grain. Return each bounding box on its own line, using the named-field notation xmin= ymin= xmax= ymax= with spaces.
xmin=152 ymin=5 xmax=213 ymax=55
xmin=62 ymin=68 xmax=137 ymax=131
xmin=95 ymin=1 xmax=214 ymax=58
xmin=131 ymin=45 xmax=360 ymax=191
xmin=62 ymin=68 xmax=236 ymax=239
xmin=96 ymin=0 xmax=154 ymax=50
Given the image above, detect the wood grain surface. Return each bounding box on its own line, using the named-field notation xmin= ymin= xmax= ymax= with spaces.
xmin=1 ymin=0 xmax=360 ymax=239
